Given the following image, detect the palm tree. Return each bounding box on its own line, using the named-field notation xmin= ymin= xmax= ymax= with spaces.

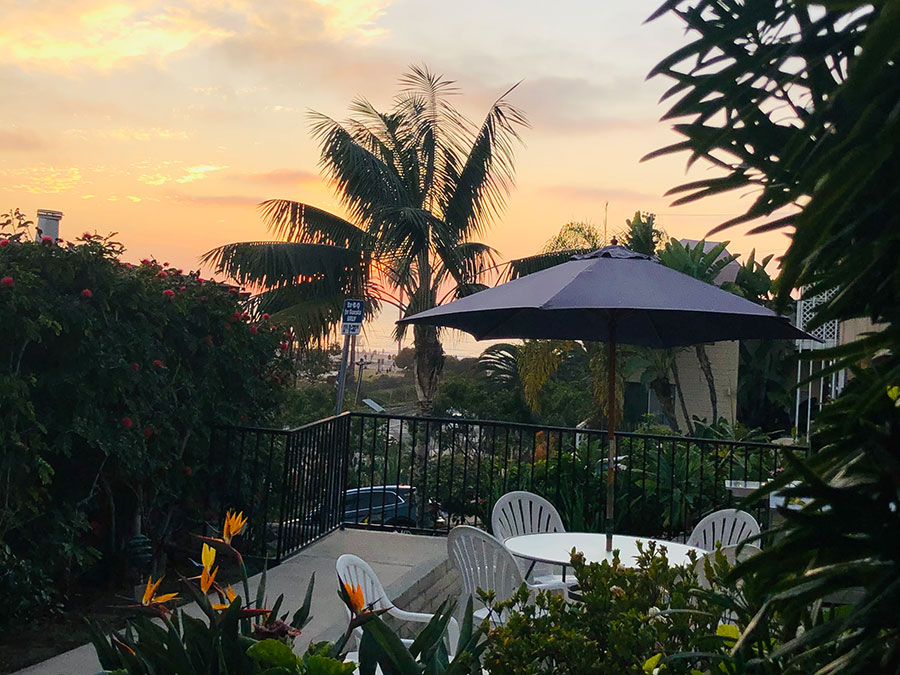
xmin=203 ymin=66 xmax=527 ymax=412
xmin=657 ymin=239 xmax=738 ymax=424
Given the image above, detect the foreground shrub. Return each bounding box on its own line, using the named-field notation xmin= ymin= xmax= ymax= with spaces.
xmin=0 ymin=220 xmax=292 ymax=623
xmin=484 ymin=542 xmax=770 ymax=674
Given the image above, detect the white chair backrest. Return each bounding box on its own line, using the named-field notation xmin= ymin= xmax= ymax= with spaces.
xmin=336 ymin=553 xmax=393 ymax=615
xmin=491 ymin=491 xmax=565 ymax=542
xmin=694 ymin=543 xmax=762 ymax=589
xmin=687 ymin=509 xmax=760 ymax=551
xmin=447 ymin=526 xmax=524 ymax=606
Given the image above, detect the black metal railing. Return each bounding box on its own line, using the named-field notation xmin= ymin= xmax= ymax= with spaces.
xmin=211 ymin=412 xmax=807 ymax=563
xmin=344 ymin=413 xmax=808 ymax=542
xmin=212 ymin=414 xmax=350 ymax=563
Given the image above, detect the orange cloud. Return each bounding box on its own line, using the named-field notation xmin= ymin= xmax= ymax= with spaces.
xmin=233 ymin=169 xmax=320 ymax=185
xmin=2 ymin=166 xmax=83 ymax=194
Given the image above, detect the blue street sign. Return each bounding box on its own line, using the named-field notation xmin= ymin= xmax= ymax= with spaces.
xmin=341 ymin=299 xmax=364 ymax=325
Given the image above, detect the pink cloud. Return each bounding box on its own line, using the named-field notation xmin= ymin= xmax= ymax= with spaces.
xmin=0 ymin=128 xmax=48 ymax=151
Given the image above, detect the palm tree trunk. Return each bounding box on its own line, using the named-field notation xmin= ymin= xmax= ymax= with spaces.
xmin=413 ymin=323 xmax=444 ymax=413
xmin=695 ymin=344 xmax=718 ymax=423
xmin=670 ymin=358 xmax=693 ymax=436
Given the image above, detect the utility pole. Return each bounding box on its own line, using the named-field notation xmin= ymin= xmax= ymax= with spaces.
xmin=335 ymin=299 xmax=363 ymax=416
xmin=603 ymin=201 xmax=609 ymax=244
xmin=354 ymin=359 xmax=368 ymax=405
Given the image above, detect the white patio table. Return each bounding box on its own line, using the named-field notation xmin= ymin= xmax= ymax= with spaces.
xmin=504 ymin=532 xmax=703 ymax=582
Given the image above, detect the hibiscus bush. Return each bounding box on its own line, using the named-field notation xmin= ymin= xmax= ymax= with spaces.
xmin=0 ymin=215 xmax=292 ymax=626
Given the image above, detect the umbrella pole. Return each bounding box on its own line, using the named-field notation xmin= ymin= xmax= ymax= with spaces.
xmin=606 ymin=319 xmax=616 ymax=553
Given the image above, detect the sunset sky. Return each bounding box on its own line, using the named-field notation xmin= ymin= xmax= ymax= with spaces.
xmin=1 ymin=0 xmax=793 ymax=355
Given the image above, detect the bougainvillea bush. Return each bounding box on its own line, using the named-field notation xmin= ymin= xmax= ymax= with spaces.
xmin=0 ymin=217 xmax=292 ymax=627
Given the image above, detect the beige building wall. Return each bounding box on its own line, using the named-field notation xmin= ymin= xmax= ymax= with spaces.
xmin=673 ymin=341 xmax=740 ymax=431
xmin=839 ymin=317 xmax=879 ymax=346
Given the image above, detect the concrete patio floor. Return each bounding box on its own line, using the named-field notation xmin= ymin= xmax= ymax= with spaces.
xmin=14 ymin=529 xmax=448 ymax=675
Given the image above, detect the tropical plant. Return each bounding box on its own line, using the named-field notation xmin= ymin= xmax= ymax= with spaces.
xmin=203 ymin=65 xmax=527 ymax=412
xmin=89 ymin=512 xmax=346 ymax=674
xmin=649 ymin=0 xmax=900 ymax=670
xmin=621 ymin=211 xmax=665 ymax=256
xmin=341 ymin=589 xmax=488 ymax=675
xmin=541 ymin=220 xmax=604 ymax=253
xmin=484 ymin=542 xmax=757 ymax=674
xmin=658 ymin=239 xmax=738 ymax=423
xmin=736 ymin=339 xmax=793 ymax=433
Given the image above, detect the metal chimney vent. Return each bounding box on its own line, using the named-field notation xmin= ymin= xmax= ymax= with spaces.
xmin=36 ymin=209 xmax=63 ymax=241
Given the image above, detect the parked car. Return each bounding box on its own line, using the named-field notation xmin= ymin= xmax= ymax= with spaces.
xmin=269 ymin=485 xmax=447 ymax=549
xmin=343 ymin=485 xmax=418 ymax=527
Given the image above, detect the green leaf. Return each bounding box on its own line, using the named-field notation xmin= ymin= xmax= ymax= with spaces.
xmin=247 ymin=639 xmax=299 ymax=668
xmin=291 ymin=573 xmax=316 ymax=629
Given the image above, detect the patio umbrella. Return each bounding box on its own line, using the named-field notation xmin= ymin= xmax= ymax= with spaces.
xmin=399 ymin=244 xmax=812 ymax=550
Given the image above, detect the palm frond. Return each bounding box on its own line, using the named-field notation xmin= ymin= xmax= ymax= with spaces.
xmin=504 ymin=248 xmax=591 ymax=281
xmin=257 ymin=199 xmax=367 ymax=248
xmin=441 ymin=83 xmax=528 ymax=239
xmin=309 ymin=113 xmax=413 ymax=225
xmin=200 ymin=241 xmax=366 ymax=290
xmin=478 ymin=343 xmax=520 ymax=386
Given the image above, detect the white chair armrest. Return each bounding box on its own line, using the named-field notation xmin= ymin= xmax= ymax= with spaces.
xmin=388 ymin=607 xmax=441 ymax=624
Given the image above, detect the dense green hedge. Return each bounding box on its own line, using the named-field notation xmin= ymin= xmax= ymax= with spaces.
xmin=0 ymin=224 xmax=292 ymax=627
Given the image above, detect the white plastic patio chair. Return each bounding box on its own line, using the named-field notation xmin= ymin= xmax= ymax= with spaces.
xmin=687 ymin=509 xmax=761 ymax=551
xmin=448 ymin=525 xmax=552 ymax=625
xmin=336 ymin=554 xmax=460 ymax=654
xmin=491 ymin=491 xmax=573 ymax=589
xmin=693 ymin=543 xmax=762 ymax=589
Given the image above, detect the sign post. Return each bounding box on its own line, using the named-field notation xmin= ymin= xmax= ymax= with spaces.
xmin=334 ymin=299 xmax=363 ymax=415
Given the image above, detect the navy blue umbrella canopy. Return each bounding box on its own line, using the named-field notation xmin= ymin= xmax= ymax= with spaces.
xmin=399 ymin=246 xmax=809 ymax=346
xmin=400 ymin=245 xmax=811 ymax=550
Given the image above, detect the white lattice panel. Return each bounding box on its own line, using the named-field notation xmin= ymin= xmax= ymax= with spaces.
xmin=796 ymin=287 xmax=839 ymax=348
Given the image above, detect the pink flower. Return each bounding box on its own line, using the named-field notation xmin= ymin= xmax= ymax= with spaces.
xmin=261 ymin=313 xmax=270 ymax=321
xmin=279 ymin=341 xmax=289 ymax=351
xmin=153 ymin=359 xmax=164 ymax=369
xmin=82 ymin=231 xmax=92 ymax=239
xmin=184 ymin=465 xmax=192 ymax=476
xmin=41 ymin=236 xmax=53 ymax=245
xmin=0 ymin=239 xmax=9 ymax=247
xmin=157 ymin=270 xmax=168 ymax=279
xmin=0 ymin=276 xmax=13 ymax=288
xmin=250 ymin=325 xmax=258 ymax=335
xmin=121 ymin=417 xmax=133 ymax=429
xmin=179 ymin=285 xmax=186 ymax=291
xmin=162 ymin=289 xmax=175 ymax=298
xmin=132 ymin=362 xmax=140 ymax=372
xmin=144 ymin=426 xmax=154 ymax=439
xmin=81 ymin=288 xmax=93 ymax=298
xmin=163 ymin=262 xmax=169 ymax=267
xmin=140 ymin=258 xmax=152 ymax=266
xmin=176 ymin=269 xmax=182 ymax=275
